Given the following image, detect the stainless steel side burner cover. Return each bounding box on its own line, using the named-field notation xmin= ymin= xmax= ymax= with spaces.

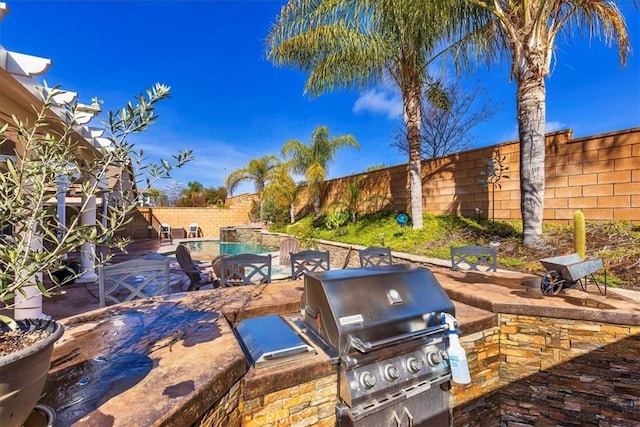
xmin=234 ymin=314 xmax=315 ymax=368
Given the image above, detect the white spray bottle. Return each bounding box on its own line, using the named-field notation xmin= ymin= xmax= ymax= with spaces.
xmin=442 ymin=313 xmax=471 ymax=384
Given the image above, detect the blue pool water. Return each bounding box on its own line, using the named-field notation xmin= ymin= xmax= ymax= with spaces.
xmin=182 ymin=240 xmax=274 ymax=258
xmin=177 ymin=240 xmax=290 ymax=278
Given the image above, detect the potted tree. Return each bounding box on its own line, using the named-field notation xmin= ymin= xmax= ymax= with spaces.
xmin=0 ymin=83 xmax=191 ymax=427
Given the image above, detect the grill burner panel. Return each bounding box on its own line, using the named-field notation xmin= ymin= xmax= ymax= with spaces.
xmin=340 ymin=339 xmax=450 ymax=407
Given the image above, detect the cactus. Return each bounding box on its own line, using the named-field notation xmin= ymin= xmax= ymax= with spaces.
xmin=573 ymin=210 xmax=586 ymax=259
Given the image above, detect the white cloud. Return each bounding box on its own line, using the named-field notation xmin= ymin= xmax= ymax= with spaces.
xmin=352 ymin=89 xmax=403 ymax=119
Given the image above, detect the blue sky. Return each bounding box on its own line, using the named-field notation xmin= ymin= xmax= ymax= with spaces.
xmin=1 ymin=1 xmax=639 ymax=196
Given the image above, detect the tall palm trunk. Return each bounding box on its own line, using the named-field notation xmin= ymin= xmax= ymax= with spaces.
xmin=289 ymin=203 xmax=295 ymax=224
xmin=516 ymin=76 xmax=546 ymax=247
xmin=403 ymin=79 xmax=423 ymax=230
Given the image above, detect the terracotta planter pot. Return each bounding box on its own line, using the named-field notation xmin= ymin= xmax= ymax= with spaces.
xmin=0 ymin=319 xmax=64 ymax=427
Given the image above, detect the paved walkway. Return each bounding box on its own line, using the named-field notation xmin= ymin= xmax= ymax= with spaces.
xmin=41 ymin=239 xmax=192 ymax=319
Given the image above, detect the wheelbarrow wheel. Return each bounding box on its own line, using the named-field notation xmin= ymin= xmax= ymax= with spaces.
xmin=541 ymin=271 xmax=563 ymax=296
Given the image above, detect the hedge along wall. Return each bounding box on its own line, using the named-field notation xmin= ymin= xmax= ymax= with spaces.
xmin=320 ymin=127 xmax=640 ymax=224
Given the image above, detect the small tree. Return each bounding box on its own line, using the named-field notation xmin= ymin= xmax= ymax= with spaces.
xmin=145 ymin=188 xmax=164 ymax=206
xmin=330 ymin=175 xmax=391 ymax=223
xmin=263 ymin=162 xmax=300 ymax=224
xmin=0 ymin=83 xmax=192 ymax=324
xmin=164 ymin=180 xmax=186 ymax=206
xmin=202 ymin=186 xmax=227 ymax=206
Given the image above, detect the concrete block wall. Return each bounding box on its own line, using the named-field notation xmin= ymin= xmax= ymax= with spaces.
xmin=544 ymin=129 xmax=640 ymax=222
xmin=320 ymin=127 xmax=640 ymax=224
xmin=117 ymin=194 xmax=257 ymax=240
xmin=120 ymin=128 xmax=637 ymax=239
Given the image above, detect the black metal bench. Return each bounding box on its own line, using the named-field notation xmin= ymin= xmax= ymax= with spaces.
xmin=450 ymin=245 xmax=497 ymax=272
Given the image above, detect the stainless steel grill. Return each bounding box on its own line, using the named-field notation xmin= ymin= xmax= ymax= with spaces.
xmin=298 ymin=264 xmax=455 ymax=426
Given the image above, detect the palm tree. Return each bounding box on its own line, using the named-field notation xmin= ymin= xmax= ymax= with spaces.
xmin=281 ymin=125 xmax=359 ymax=216
xmin=226 ymin=155 xmax=280 ymax=218
xmin=468 ymin=0 xmax=634 ymax=246
xmin=145 ymin=188 xmax=162 ymax=206
xmin=184 ymin=181 xmax=204 ymax=198
xmin=176 ymin=181 xmax=205 ymax=207
xmin=263 ymin=163 xmax=300 ymax=224
xmin=267 ymin=0 xmax=485 ymax=229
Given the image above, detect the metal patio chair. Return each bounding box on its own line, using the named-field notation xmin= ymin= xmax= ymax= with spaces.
xmin=290 ymin=250 xmax=330 ymax=279
xmin=359 ymin=246 xmax=393 ymax=267
xmin=98 ymin=259 xmax=170 ymax=307
xmin=159 ymin=223 xmax=171 ymax=240
xmin=450 ymin=245 xmax=497 ymax=272
xmin=219 ymin=253 xmax=272 ymax=287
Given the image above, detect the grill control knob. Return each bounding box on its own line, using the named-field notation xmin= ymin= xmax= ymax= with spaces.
xmin=427 ymin=351 xmax=444 ymax=366
xmin=406 ymin=357 xmax=422 ymax=374
xmin=360 ymin=372 xmax=377 ymax=389
xmin=384 ymin=364 xmax=400 ymax=381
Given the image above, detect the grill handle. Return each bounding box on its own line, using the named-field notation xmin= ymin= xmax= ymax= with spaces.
xmin=349 ymin=324 xmax=447 ymax=353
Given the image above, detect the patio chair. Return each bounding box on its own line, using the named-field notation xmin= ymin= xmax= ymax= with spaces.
xmin=279 ymin=236 xmax=300 ymax=266
xmin=159 ymin=223 xmax=171 ymax=240
xmin=211 ymin=254 xmax=232 ymax=283
xmin=290 ymin=250 xmax=330 ymax=280
xmin=359 ymin=246 xmax=393 ymax=267
xmin=186 ymin=223 xmax=200 ymax=238
xmin=219 ymin=253 xmax=272 ymax=287
xmin=98 ymin=259 xmax=170 ymax=307
xmin=175 ymin=244 xmax=217 ymax=291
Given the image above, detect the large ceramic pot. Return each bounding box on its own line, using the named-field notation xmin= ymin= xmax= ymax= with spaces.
xmin=0 ymin=319 xmax=64 ymax=427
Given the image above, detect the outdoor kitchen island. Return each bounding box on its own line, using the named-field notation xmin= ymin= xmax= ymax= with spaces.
xmin=38 ymin=266 xmax=640 ymax=426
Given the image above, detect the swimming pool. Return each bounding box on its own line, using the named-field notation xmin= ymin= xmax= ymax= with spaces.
xmin=180 ymin=240 xmax=275 ymax=259
xmin=171 ymin=240 xmax=290 ymax=279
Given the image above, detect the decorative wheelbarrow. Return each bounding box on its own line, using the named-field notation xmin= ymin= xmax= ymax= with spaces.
xmin=539 ymin=253 xmax=607 ymax=296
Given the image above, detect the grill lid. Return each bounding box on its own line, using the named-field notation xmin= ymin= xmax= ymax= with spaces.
xmin=302 ymin=264 xmax=454 ymax=355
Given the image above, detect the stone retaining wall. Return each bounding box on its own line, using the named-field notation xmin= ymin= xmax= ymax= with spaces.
xmin=497 ymin=314 xmax=640 ymax=426
xmin=450 ymin=314 xmax=640 ymax=426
